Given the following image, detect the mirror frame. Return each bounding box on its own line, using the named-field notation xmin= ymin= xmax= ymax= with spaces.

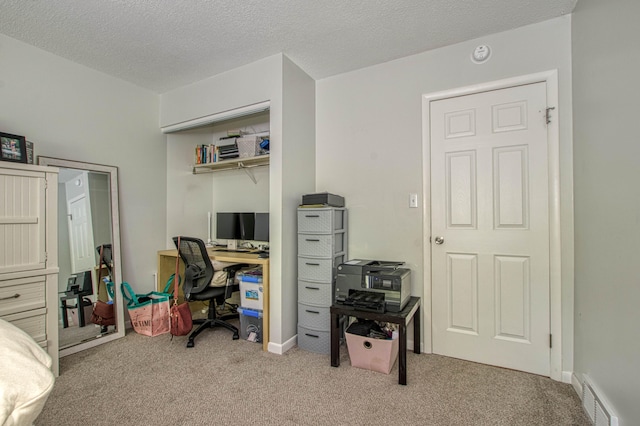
xmin=38 ymin=156 xmax=125 ymax=356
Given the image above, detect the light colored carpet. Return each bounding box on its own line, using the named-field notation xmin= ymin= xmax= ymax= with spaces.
xmin=37 ymin=325 xmax=591 ymax=425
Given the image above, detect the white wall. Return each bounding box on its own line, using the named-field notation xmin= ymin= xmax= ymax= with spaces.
xmin=0 ymin=33 xmax=166 ymax=295
xmin=572 ymin=0 xmax=640 ymax=423
xmin=281 ymin=56 xmax=316 ymax=340
xmin=317 ymin=16 xmax=575 ymax=372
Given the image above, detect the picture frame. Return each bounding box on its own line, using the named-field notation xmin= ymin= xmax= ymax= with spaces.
xmin=0 ymin=132 xmax=28 ymax=164
xmin=26 ymin=141 xmax=34 ymax=164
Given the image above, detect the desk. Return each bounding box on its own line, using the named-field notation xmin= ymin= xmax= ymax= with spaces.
xmin=330 ymin=296 xmax=421 ymax=385
xmin=157 ymin=249 xmax=270 ymax=351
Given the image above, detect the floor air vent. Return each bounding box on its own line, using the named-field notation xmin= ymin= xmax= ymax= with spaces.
xmin=581 ymin=375 xmax=618 ymax=426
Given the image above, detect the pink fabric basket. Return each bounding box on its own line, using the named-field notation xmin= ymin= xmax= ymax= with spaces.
xmin=122 ymin=282 xmax=171 ymax=337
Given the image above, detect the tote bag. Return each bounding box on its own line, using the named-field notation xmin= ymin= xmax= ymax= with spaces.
xmin=122 ymin=282 xmax=171 ymax=337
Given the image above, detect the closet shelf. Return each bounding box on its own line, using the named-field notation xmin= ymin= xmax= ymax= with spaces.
xmin=192 ymin=154 xmax=269 ymax=183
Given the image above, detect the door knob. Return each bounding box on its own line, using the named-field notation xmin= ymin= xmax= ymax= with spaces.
xmin=434 ymin=236 xmax=445 ymax=245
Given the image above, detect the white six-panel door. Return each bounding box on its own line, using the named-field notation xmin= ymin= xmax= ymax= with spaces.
xmin=430 ymin=82 xmax=550 ymax=376
xmin=67 ymin=193 xmax=95 ymax=273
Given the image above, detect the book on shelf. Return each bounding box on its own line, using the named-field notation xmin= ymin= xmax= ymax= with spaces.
xmin=195 ymin=144 xmax=218 ymax=164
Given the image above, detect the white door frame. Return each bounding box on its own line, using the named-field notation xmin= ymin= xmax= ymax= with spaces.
xmin=421 ymin=70 xmax=562 ymax=381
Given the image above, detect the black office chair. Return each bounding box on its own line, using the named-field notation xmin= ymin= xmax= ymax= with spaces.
xmin=96 ymin=244 xmax=113 ymax=276
xmin=173 ymin=236 xmax=247 ymax=348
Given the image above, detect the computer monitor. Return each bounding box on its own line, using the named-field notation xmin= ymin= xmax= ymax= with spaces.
xmin=216 ymin=212 xmax=239 ymax=240
xmin=238 ymin=213 xmax=255 ymax=241
xmin=216 ymin=212 xmax=267 ymax=242
xmin=254 ymin=212 xmax=269 ymax=242
xmin=67 ymin=270 xmax=93 ymax=296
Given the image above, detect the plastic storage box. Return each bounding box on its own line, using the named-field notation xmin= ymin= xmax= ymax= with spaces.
xmin=345 ymin=332 xmax=399 ymax=374
xmin=239 ymin=273 xmax=263 ymax=310
xmin=236 ymin=137 xmax=259 ymax=158
xmin=237 ymin=307 xmax=262 ymax=343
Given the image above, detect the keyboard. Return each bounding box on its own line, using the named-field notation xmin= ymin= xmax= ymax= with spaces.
xmin=212 ymin=248 xmax=252 ymax=253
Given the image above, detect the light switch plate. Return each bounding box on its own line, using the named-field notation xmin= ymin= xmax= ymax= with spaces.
xmin=410 ymin=193 xmax=418 ymax=208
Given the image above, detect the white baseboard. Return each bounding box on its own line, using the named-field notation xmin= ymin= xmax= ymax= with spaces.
xmin=571 ymin=372 xmax=583 ymax=398
xmin=268 ymin=334 xmax=297 ymax=354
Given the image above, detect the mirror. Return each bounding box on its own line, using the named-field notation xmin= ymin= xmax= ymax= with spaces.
xmin=38 ymin=156 xmax=125 ymax=356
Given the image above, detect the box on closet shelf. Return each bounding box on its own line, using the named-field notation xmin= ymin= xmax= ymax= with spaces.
xmin=236 ymin=137 xmax=260 ymax=158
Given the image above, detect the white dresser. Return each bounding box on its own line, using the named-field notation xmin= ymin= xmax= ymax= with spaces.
xmin=0 ymin=162 xmax=59 ymax=376
xmin=297 ymin=207 xmax=347 ymax=354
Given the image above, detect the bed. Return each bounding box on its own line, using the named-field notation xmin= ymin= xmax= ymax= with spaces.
xmin=0 ymin=319 xmax=55 ymax=426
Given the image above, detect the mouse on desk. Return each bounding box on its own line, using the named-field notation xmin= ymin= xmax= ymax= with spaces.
xmin=258 ymin=252 xmax=269 ymax=258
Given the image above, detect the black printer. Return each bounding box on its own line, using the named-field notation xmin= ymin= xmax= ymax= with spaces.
xmin=334 ymin=260 xmax=411 ymax=312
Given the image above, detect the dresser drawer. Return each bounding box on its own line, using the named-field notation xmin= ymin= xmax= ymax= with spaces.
xmin=297 ymin=325 xmax=330 ymax=354
xmin=298 ymin=254 xmax=345 ymax=282
xmin=2 ymin=308 xmax=47 ymax=345
xmin=297 ymin=209 xmax=345 ymax=234
xmin=0 ymin=276 xmax=46 ymax=317
xmin=298 ymin=303 xmax=330 ymax=331
xmin=298 ymin=280 xmax=332 ymax=306
xmin=298 ymin=233 xmax=345 ymax=258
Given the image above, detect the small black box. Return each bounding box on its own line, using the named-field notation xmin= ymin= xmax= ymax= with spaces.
xmin=302 ymin=192 xmax=345 ymax=207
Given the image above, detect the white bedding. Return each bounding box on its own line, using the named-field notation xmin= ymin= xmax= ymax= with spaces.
xmin=0 ymin=319 xmax=55 ymax=426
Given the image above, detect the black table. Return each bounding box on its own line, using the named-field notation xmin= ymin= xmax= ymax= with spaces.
xmin=60 ymin=292 xmax=90 ymax=328
xmin=330 ymin=296 xmax=421 ymax=385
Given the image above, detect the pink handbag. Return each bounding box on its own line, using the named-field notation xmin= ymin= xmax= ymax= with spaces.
xmin=170 ymin=236 xmax=193 ymax=336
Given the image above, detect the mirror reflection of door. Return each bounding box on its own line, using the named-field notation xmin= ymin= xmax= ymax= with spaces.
xmin=67 ymin=180 xmax=96 ymax=273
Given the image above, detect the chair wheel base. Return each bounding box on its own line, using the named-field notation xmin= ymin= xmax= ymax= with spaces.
xmin=186 ymin=340 xmax=194 ymax=348
xmin=233 ymin=333 xmax=239 ymax=340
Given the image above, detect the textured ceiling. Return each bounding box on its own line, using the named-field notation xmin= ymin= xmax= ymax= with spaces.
xmin=0 ymin=0 xmax=578 ymax=93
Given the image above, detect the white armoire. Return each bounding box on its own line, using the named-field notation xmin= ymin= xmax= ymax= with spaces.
xmin=0 ymin=162 xmax=59 ymax=375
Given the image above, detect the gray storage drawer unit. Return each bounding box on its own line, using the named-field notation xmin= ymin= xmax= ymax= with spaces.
xmin=297 ymin=207 xmax=347 ymax=354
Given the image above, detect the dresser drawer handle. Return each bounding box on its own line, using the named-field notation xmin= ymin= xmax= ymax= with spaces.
xmin=0 ymin=293 xmax=20 ymax=301
xmin=305 ymin=333 xmax=319 ymax=338
xmin=305 ymin=309 xmax=320 ymax=314
xmin=305 ymin=238 xmax=320 ymax=242
xmin=305 ymin=286 xmax=320 ymax=290
xmin=305 ymin=215 xmax=320 ymax=218
xmin=305 ymin=262 xmax=320 ymax=266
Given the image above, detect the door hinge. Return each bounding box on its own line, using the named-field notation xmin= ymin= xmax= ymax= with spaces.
xmin=545 ymin=107 xmax=556 ymax=125
xmin=45 ymin=252 xmax=48 ymax=262
xmin=549 ymin=334 xmax=553 ymax=348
